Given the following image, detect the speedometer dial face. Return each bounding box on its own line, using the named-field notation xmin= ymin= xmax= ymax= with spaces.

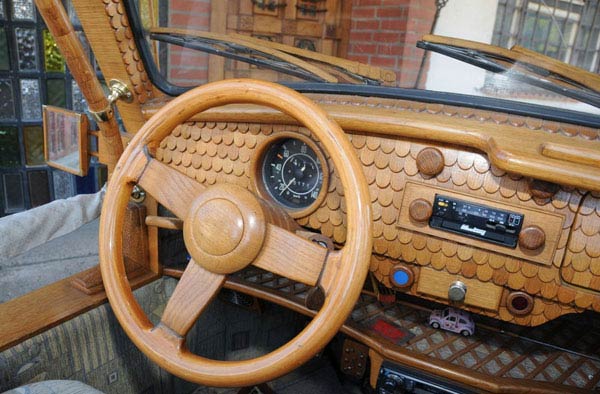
xmin=261 ymin=137 xmax=324 ymax=210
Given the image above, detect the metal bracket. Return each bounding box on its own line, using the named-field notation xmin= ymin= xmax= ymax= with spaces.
xmin=90 ymin=79 xmax=133 ymax=123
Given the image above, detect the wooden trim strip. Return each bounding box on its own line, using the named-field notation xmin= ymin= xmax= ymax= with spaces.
xmin=541 ymin=142 xmax=600 ymax=168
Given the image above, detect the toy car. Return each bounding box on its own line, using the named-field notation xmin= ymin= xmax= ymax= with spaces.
xmin=429 ymin=308 xmax=475 ymax=337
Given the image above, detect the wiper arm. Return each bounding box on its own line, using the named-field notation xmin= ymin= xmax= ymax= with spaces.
xmin=150 ymin=30 xmax=335 ymax=83
xmin=417 ymin=36 xmax=600 ymax=109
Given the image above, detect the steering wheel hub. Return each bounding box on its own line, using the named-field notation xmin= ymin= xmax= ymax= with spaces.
xmin=183 ymin=183 xmax=267 ymax=274
xmin=194 ymin=199 xmax=243 ymax=256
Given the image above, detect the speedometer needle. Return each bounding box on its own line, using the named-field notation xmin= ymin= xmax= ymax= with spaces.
xmin=279 ymin=178 xmax=296 ymax=195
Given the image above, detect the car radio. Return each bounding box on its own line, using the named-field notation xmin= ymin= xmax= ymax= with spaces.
xmin=429 ymin=195 xmax=524 ymax=248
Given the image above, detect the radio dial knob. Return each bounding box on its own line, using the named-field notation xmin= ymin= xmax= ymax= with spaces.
xmin=448 ymin=281 xmax=467 ymax=302
xmin=519 ymin=225 xmax=546 ymax=250
xmin=409 ymin=199 xmax=433 ymax=222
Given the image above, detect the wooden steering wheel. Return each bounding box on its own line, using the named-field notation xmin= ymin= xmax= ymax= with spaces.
xmin=99 ymin=79 xmax=372 ymax=387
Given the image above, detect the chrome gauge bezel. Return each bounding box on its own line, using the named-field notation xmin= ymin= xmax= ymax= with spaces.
xmin=251 ymin=132 xmax=329 ymax=218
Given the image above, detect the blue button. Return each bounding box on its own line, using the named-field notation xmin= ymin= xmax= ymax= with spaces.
xmin=393 ymin=270 xmax=410 ymax=286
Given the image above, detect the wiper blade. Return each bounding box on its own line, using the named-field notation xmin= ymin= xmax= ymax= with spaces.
xmin=151 ymin=31 xmax=331 ymax=83
xmin=418 ymin=36 xmax=600 ymax=109
xmin=149 ymin=28 xmax=396 ymax=86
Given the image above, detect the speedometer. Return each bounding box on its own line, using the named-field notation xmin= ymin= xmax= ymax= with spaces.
xmin=254 ymin=134 xmax=328 ymax=216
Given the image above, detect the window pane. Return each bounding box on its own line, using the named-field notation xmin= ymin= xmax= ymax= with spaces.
xmin=28 ymin=170 xmax=50 ymax=207
xmin=0 ymin=126 xmax=20 ymax=168
xmin=0 ymin=29 xmax=9 ymax=71
xmin=0 ymin=79 xmax=15 ymax=120
xmin=12 ymin=0 xmax=35 ymax=21
xmin=3 ymin=173 xmax=25 ymax=212
xmin=43 ymin=29 xmax=65 ymax=72
xmin=0 ymin=1 xmax=5 ymax=20
xmin=15 ymin=28 xmax=38 ymax=71
xmin=20 ymin=79 xmax=42 ymax=120
xmin=52 ymin=170 xmax=74 ymax=199
xmin=24 ymin=126 xmax=45 ymax=166
xmin=46 ymin=79 xmax=66 ymax=107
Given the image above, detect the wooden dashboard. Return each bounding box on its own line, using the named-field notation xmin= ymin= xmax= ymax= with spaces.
xmin=142 ymin=93 xmax=600 ymax=327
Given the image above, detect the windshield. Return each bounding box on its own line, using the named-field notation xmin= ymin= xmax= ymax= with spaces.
xmin=126 ymin=0 xmax=600 ymax=115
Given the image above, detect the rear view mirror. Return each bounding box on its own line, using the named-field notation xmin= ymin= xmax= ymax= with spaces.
xmin=43 ymin=105 xmax=89 ymax=176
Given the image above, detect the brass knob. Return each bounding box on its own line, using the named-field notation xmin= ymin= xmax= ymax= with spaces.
xmin=416 ymin=147 xmax=444 ymax=176
xmin=448 ymin=281 xmax=467 ymax=302
xmin=409 ymin=198 xmax=433 ymax=222
xmin=519 ymin=225 xmax=546 ymax=250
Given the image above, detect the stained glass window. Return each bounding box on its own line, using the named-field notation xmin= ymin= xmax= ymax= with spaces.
xmin=20 ymin=79 xmax=42 ymax=120
xmin=43 ymin=29 xmax=65 ymax=72
xmin=67 ymin=0 xmax=81 ymax=28
xmin=46 ymin=79 xmax=66 ymax=107
xmin=0 ymin=126 xmax=20 ymax=168
xmin=0 ymin=80 xmax=15 ymax=120
xmin=72 ymin=80 xmax=87 ymax=113
xmin=3 ymin=173 xmax=25 ymax=212
xmin=24 ymin=126 xmax=45 ymax=166
xmin=0 ymin=0 xmax=104 ymax=215
xmin=0 ymin=29 xmax=9 ymax=71
xmin=53 ymin=170 xmax=74 ymax=199
xmin=28 ymin=170 xmax=50 ymax=207
xmin=12 ymin=0 xmax=35 ymax=21
xmin=15 ymin=27 xmax=38 ymax=71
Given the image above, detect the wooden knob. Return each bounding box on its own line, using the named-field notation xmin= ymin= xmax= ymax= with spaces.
xmin=528 ymin=179 xmax=558 ymax=199
xmin=519 ymin=225 xmax=546 ymax=250
xmin=409 ymin=198 xmax=433 ymax=222
xmin=416 ymin=147 xmax=444 ymax=176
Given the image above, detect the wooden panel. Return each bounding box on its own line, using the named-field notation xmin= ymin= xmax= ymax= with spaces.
xmin=144 ymin=93 xmax=600 ymax=324
xmin=398 ymin=182 xmax=564 ymax=266
xmin=561 ymin=194 xmax=600 ymax=294
xmin=417 ymin=267 xmax=503 ymax=311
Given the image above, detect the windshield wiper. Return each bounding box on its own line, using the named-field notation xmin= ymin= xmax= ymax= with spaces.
xmin=149 ymin=28 xmax=393 ymax=86
xmin=151 ymin=31 xmax=331 ymax=83
xmin=418 ymin=36 xmax=600 ymax=109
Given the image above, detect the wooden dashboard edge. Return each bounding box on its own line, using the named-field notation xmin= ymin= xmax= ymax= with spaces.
xmin=141 ymin=101 xmax=600 ymax=192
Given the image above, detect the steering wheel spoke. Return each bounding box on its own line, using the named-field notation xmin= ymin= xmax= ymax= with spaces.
xmin=159 ymin=260 xmax=225 ymax=338
xmin=252 ymin=225 xmax=328 ymax=287
xmin=137 ymin=157 xmax=205 ymax=219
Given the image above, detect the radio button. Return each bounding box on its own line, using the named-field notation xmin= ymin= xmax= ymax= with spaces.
xmin=519 ymin=225 xmax=546 ymax=250
xmin=409 ymin=198 xmax=433 ymax=222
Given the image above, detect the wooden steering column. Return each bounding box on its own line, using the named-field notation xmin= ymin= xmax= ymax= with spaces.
xmin=99 ymin=79 xmax=372 ymax=387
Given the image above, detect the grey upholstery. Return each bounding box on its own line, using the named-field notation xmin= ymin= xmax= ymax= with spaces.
xmin=2 ymin=380 xmax=104 ymax=394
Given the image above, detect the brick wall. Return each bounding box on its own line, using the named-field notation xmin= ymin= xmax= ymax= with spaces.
xmin=168 ymin=0 xmax=211 ymax=85
xmin=347 ymin=0 xmax=436 ymax=87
